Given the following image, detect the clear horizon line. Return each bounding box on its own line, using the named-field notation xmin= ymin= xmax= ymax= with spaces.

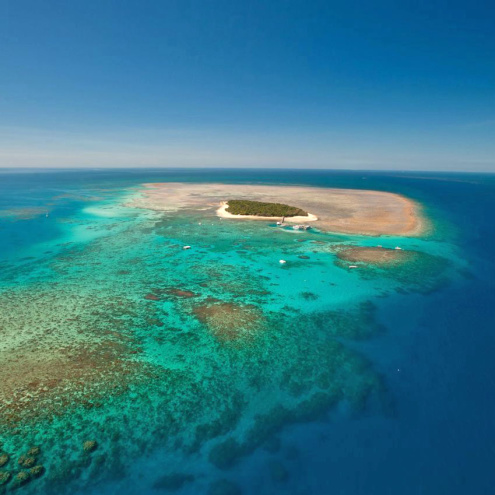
xmin=0 ymin=166 xmax=493 ymax=175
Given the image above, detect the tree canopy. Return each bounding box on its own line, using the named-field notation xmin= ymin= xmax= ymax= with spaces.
xmin=226 ymin=200 xmax=307 ymax=217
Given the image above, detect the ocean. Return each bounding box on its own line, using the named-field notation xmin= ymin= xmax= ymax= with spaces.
xmin=0 ymin=168 xmax=494 ymax=495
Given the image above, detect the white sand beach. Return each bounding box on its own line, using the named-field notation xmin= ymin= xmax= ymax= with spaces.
xmin=127 ymin=182 xmax=424 ymax=236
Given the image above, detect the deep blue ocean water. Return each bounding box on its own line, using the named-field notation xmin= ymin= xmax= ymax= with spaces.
xmin=0 ymin=168 xmax=494 ymax=495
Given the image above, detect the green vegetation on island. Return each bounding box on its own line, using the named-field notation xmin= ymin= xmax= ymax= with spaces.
xmin=226 ymin=199 xmax=308 ymax=217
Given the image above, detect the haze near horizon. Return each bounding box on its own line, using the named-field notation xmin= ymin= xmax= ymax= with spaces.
xmin=1 ymin=0 xmax=494 ymax=171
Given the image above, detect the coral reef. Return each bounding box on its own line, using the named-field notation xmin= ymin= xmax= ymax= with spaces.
xmin=0 ymin=287 xmax=164 ymax=430
xmin=18 ymin=456 xmax=36 ymax=468
xmin=0 ymin=471 xmax=11 ymax=486
xmin=0 ymin=189 xmax=451 ymax=495
xmin=13 ymin=471 xmax=30 ymax=487
xmin=0 ymin=446 xmax=46 ymax=489
xmin=336 ymin=246 xmax=413 ymax=265
xmin=83 ymin=440 xmax=98 ymax=453
xmin=26 ymin=447 xmax=40 ymax=457
xmin=29 ymin=465 xmax=45 ymax=479
xmin=193 ymin=302 xmax=265 ymax=343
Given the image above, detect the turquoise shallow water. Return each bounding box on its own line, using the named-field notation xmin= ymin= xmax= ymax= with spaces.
xmin=0 ymin=169 xmax=494 ymax=495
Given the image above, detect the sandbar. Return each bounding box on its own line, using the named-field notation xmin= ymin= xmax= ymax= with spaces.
xmin=127 ymin=183 xmax=424 ymax=236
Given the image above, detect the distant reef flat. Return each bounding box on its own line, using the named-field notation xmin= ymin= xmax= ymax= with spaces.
xmin=127 ymin=182 xmax=424 ymax=236
xmin=336 ymin=246 xmax=415 ymax=265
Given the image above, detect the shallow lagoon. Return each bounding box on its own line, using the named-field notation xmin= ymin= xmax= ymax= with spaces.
xmin=0 ymin=169 xmax=493 ymax=495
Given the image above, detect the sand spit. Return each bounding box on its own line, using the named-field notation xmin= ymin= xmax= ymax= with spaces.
xmin=127 ymin=183 xmax=424 ymax=236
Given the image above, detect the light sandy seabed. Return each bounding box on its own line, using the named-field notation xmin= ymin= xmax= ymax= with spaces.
xmin=127 ymin=183 xmax=424 ymax=236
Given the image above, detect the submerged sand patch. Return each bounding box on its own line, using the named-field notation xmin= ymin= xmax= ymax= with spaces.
xmin=127 ymin=183 xmax=424 ymax=236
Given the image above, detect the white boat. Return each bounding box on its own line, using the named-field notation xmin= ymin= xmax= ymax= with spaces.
xmin=279 ymin=259 xmax=287 ymax=264
xmin=395 ymin=246 xmax=402 ymax=250
xmin=183 ymin=245 xmax=191 ymax=250
xmin=349 ymin=265 xmax=358 ymax=269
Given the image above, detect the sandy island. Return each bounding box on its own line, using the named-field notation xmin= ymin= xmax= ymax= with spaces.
xmin=127 ymin=183 xmax=424 ymax=236
xmin=216 ymin=201 xmax=319 ymax=223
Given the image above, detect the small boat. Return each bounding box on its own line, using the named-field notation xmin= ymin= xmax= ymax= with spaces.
xmin=349 ymin=265 xmax=358 ymax=269
xmin=395 ymin=246 xmax=402 ymax=250
xmin=183 ymin=245 xmax=191 ymax=250
xmin=279 ymin=259 xmax=287 ymax=264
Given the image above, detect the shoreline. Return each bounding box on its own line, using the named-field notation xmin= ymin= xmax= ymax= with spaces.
xmin=127 ymin=182 xmax=425 ymax=237
xmin=216 ymin=201 xmax=319 ymax=223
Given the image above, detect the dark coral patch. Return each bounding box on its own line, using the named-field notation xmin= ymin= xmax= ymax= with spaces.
xmin=83 ymin=440 xmax=98 ymax=453
xmin=146 ymin=287 xmax=199 ymax=300
xmin=336 ymin=246 xmax=413 ymax=266
xmin=145 ymin=293 xmax=161 ymax=301
xmin=300 ymin=291 xmax=319 ymax=300
xmin=13 ymin=471 xmax=30 ymax=487
xmin=29 ymin=465 xmax=45 ymax=479
xmin=18 ymin=455 xmax=36 ymax=468
xmin=165 ymin=288 xmax=198 ymax=298
xmin=0 ymin=470 xmax=11 ymax=486
xmin=27 ymin=447 xmax=41 ymax=457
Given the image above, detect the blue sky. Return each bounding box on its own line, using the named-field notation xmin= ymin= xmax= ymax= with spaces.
xmin=1 ymin=0 xmax=494 ymax=170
